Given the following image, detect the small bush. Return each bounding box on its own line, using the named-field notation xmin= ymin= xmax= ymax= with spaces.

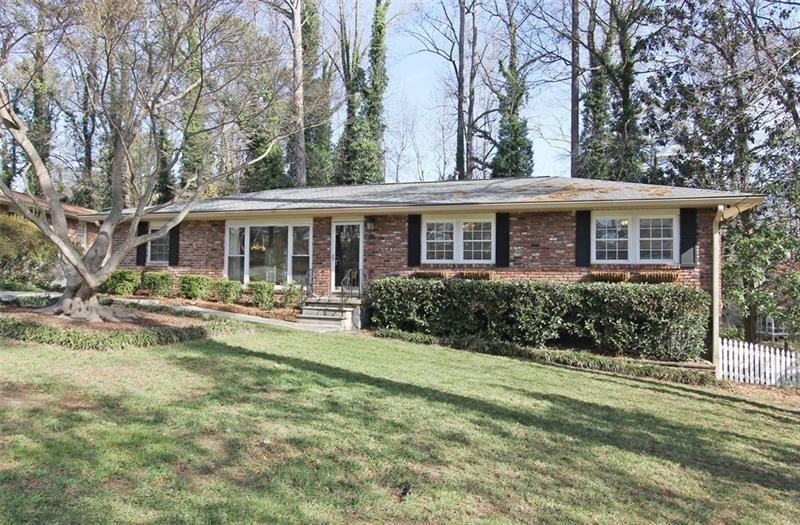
xmin=102 ymin=269 xmax=142 ymax=296
xmin=369 ymin=277 xmax=711 ymax=361
xmin=374 ymin=328 xmax=719 ymax=386
xmin=179 ymin=274 xmax=214 ymax=300
xmin=0 ymin=312 xmax=248 ymax=351
xmin=215 ymin=278 xmax=243 ymax=304
xmin=249 ymin=281 xmax=275 ymax=310
xmin=141 ymin=271 xmax=173 ymax=297
xmin=280 ymin=283 xmax=302 ymax=308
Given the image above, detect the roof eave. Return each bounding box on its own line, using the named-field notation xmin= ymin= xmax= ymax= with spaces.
xmin=84 ymin=194 xmax=765 ymax=222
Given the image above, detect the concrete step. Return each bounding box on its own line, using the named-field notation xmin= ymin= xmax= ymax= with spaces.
xmin=296 ymin=314 xmax=351 ymax=331
xmin=301 ymin=306 xmax=352 ymax=318
xmin=304 ymin=295 xmax=363 ymax=306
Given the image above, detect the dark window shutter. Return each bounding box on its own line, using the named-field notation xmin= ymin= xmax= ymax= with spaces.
xmin=575 ymin=211 xmax=591 ymax=267
xmin=496 ymin=213 xmax=510 ymax=267
xmin=680 ymin=208 xmax=698 ymax=268
xmin=136 ymin=221 xmax=148 ymax=266
xmin=408 ymin=214 xmax=421 ymax=267
xmin=168 ymin=224 xmax=180 ymax=266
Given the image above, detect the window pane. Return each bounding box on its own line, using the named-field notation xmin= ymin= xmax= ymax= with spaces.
xmin=293 ymin=226 xmax=310 ymax=256
xmin=594 ymin=219 xmax=629 ymax=261
xmin=249 ymin=226 xmax=289 ymax=283
xmin=425 ymin=222 xmax=454 ymax=261
xmin=639 ymin=218 xmax=674 ymax=260
xmin=463 ymin=221 xmax=492 ymax=261
xmin=292 ymin=255 xmax=310 ymax=285
xmin=149 ymin=229 xmax=170 ymax=262
xmin=228 ymin=227 xmax=245 ymax=256
xmin=228 ymin=256 xmax=244 ymax=283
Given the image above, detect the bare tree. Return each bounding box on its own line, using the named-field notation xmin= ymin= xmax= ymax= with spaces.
xmin=0 ymin=0 xmax=298 ymax=321
xmin=265 ymin=0 xmax=307 ymax=185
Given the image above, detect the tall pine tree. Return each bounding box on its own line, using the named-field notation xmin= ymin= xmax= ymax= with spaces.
xmin=335 ymin=0 xmax=389 ymax=184
xmin=490 ymin=9 xmax=533 ymax=179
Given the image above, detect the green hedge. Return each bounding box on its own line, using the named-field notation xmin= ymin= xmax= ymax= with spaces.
xmin=368 ymin=278 xmax=711 ymax=361
xmin=179 ymin=274 xmax=214 ymax=300
xmin=374 ymin=328 xmax=719 ymax=386
xmin=215 ymin=279 xmax=243 ymax=304
xmin=280 ymin=283 xmax=302 ymax=308
xmin=141 ymin=271 xmax=173 ymax=297
xmin=103 ymin=269 xmax=142 ymax=296
xmin=249 ymin=281 xmax=275 ymax=310
xmin=0 ymin=313 xmax=248 ymax=351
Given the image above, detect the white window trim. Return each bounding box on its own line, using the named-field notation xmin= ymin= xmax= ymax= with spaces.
xmin=421 ymin=215 xmax=496 ymax=265
xmin=77 ymin=221 xmax=88 ymax=247
xmin=223 ymin=220 xmax=313 ymax=286
xmin=146 ymin=221 xmax=170 ymax=266
xmin=590 ymin=210 xmax=679 ymax=265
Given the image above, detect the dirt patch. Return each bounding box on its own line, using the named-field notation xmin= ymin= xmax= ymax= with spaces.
xmin=0 ymin=382 xmax=94 ymax=413
xmin=0 ymin=305 xmax=204 ymax=332
xmin=122 ymin=295 xmax=298 ymax=321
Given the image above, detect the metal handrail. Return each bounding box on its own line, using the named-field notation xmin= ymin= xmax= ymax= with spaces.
xmin=338 ymin=268 xmax=368 ymax=313
xmin=301 ymin=266 xmax=325 ymax=307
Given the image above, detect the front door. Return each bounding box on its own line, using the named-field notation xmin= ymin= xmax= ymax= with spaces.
xmin=332 ymin=223 xmax=361 ymax=293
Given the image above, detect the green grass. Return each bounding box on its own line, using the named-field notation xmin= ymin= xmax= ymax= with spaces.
xmin=0 ymin=328 xmax=798 ymax=524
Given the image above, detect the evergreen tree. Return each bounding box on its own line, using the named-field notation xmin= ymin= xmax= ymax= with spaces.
xmin=490 ymin=15 xmax=533 ymax=178
xmin=154 ymin=128 xmax=175 ymax=204
xmin=335 ymin=0 xmax=389 ymax=185
xmin=241 ymin=139 xmax=291 ymax=192
xmin=579 ymin=5 xmax=614 ymax=180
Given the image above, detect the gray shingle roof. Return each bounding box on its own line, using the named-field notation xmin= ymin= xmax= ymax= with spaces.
xmin=114 ymin=176 xmax=762 ymax=217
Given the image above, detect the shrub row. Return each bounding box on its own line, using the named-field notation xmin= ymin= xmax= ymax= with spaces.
xmin=373 ymin=328 xmax=719 ymax=386
xmin=368 ymin=278 xmax=711 ymax=361
xmin=101 ymin=270 xmax=300 ymax=309
xmin=0 ymin=313 xmax=249 ymax=351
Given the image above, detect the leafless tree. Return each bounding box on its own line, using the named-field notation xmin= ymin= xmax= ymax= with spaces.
xmin=0 ymin=0 xmax=298 ymax=321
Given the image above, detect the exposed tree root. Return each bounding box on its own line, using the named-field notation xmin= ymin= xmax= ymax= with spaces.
xmin=35 ymin=295 xmax=137 ymax=323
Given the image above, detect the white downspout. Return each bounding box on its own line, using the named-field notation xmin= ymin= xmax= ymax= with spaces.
xmin=712 ymin=205 xmax=724 ymax=379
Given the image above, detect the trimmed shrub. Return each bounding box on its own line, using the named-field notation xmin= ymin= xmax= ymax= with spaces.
xmin=215 ymin=278 xmax=243 ymax=304
xmin=280 ymin=283 xmax=302 ymax=308
xmin=369 ymin=278 xmax=571 ymax=348
xmin=249 ymin=281 xmax=275 ymax=310
xmin=562 ymin=283 xmax=710 ymax=361
xmin=368 ymin=278 xmax=711 ymax=361
xmin=141 ymin=271 xmax=173 ymax=297
xmin=374 ymin=328 xmax=719 ymax=386
xmin=0 ymin=214 xmax=59 ymax=288
xmin=179 ymin=274 xmax=214 ymax=300
xmin=102 ymin=269 xmax=142 ymax=296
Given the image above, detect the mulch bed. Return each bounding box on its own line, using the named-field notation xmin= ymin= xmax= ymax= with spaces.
xmin=118 ymin=294 xmax=299 ymax=322
xmin=0 ymin=305 xmax=205 ymax=332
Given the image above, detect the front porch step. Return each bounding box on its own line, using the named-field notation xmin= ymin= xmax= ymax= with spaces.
xmin=301 ymin=305 xmax=353 ymax=318
xmin=303 ymin=295 xmax=363 ymax=307
xmin=296 ymin=313 xmax=353 ymax=331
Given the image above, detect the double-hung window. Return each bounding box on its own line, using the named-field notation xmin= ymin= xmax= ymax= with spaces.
xmin=591 ymin=211 xmax=678 ymax=264
xmin=147 ymin=223 xmax=170 ymax=264
xmin=422 ymin=216 xmax=495 ymax=264
xmin=225 ymin=223 xmax=311 ymax=285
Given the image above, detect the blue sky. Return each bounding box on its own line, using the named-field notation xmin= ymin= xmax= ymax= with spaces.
xmin=376 ymin=1 xmax=573 ymax=181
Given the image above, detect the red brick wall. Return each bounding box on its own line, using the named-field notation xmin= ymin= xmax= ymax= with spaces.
xmin=115 ymin=209 xmax=716 ymax=294
xmin=362 ymin=209 xmax=716 ymax=292
xmin=115 ymin=220 xmax=225 ymax=280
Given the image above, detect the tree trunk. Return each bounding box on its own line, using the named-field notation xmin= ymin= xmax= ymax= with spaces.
xmin=570 ymin=0 xmax=580 ymax=178
xmin=455 ymin=0 xmax=467 ymax=180
xmin=292 ymin=0 xmax=307 ymax=186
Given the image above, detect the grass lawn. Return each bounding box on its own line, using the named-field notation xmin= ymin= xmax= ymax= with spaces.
xmin=0 ymin=327 xmax=798 ymax=524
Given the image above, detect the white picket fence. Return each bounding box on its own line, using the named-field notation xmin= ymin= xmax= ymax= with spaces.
xmin=718 ymin=338 xmax=800 ymax=387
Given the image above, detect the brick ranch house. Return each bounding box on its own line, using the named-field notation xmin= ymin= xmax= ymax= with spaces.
xmin=96 ymin=177 xmax=761 ymax=346
xmin=0 ymin=190 xmax=98 ymax=250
